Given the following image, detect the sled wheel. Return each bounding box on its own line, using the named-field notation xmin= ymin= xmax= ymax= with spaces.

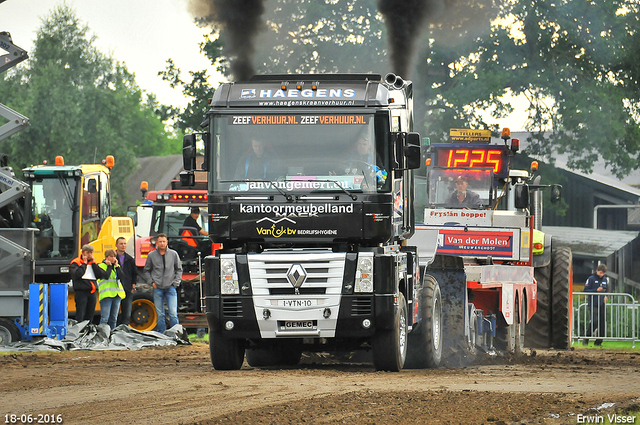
xmin=551 ymin=247 xmax=573 ymax=349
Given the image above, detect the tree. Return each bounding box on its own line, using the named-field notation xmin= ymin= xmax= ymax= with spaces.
xmin=0 ymin=5 xmax=178 ymax=211
xmin=417 ymin=0 xmax=640 ymax=178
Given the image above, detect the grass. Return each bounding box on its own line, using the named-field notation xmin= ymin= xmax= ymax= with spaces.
xmin=571 ymin=339 xmax=640 ymax=351
xmin=188 ymin=332 xmax=209 ymax=343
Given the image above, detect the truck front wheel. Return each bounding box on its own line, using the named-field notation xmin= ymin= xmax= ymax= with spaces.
xmin=209 ymin=331 xmax=245 ymax=370
xmin=372 ymin=293 xmax=408 ymax=372
xmin=405 ymin=275 xmax=442 ymax=368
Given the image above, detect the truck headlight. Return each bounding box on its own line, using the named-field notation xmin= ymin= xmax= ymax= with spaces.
xmin=220 ymin=256 xmax=239 ymax=295
xmin=355 ymin=253 xmax=374 ymax=293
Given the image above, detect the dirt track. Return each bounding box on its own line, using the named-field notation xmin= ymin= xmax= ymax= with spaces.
xmin=1 ymin=344 xmax=639 ymax=425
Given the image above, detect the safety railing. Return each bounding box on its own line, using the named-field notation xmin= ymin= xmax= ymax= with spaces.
xmin=572 ymin=292 xmax=639 ymax=348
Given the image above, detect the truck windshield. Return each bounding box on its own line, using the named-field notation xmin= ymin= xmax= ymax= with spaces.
xmin=212 ymin=113 xmax=389 ymax=193
xmin=31 ymin=177 xmax=78 ymax=260
xmin=427 ymin=168 xmax=493 ymax=209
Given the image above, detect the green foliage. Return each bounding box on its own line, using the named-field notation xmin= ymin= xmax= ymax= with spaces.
xmin=0 ymin=5 xmax=178 ymax=211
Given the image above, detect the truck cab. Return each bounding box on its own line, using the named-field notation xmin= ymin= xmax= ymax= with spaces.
xmin=183 ymin=73 xmax=424 ymax=371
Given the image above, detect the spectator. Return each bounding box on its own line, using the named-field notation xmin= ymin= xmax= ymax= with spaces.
xmin=97 ymin=249 xmax=125 ymax=331
xmin=115 ymin=237 xmax=137 ymax=326
xmin=70 ymin=245 xmax=108 ymax=323
xmin=143 ymin=233 xmax=182 ymax=333
xmin=583 ymin=263 xmax=609 ymax=346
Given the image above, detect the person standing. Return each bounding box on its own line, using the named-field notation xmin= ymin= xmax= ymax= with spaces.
xmin=143 ymin=233 xmax=183 ymax=333
xmin=97 ymin=249 xmax=125 ymax=331
xmin=583 ymin=264 xmax=609 ymax=346
xmin=115 ymin=237 xmax=137 ymax=326
xmin=70 ymin=245 xmax=108 ymax=323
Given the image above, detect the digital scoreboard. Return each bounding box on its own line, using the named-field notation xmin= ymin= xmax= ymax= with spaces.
xmin=431 ymin=144 xmax=511 ymax=178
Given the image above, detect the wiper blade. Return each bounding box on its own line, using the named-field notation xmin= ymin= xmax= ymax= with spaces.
xmin=312 ymin=179 xmax=358 ymax=201
xmin=221 ymin=179 xmax=293 ymax=201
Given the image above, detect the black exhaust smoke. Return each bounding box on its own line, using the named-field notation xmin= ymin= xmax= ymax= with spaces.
xmin=188 ymin=0 xmax=265 ymax=81
xmin=378 ymin=0 xmax=444 ymax=77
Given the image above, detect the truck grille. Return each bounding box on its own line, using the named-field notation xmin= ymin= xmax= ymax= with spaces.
xmin=351 ymin=297 xmax=373 ymax=316
xmin=248 ymin=250 xmax=346 ymax=296
xmin=222 ymin=298 xmax=243 ymax=317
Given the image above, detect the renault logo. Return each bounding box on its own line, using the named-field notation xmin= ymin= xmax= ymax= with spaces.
xmin=286 ymin=264 xmax=307 ymax=288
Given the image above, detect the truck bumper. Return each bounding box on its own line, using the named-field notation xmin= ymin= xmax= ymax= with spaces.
xmin=205 ymin=293 xmax=396 ymax=340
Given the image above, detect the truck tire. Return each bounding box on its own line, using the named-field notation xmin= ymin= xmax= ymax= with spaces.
xmin=405 ymin=275 xmax=442 ymax=369
xmin=372 ymin=293 xmax=408 ymax=372
xmin=130 ymin=292 xmax=157 ymax=332
xmin=246 ymin=346 xmax=302 ymax=367
xmin=525 ymin=263 xmax=552 ymax=348
xmin=209 ymin=331 xmax=245 ymax=370
xmin=0 ymin=318 xmax=21 ymax=345
xmin=551 ymin=247 xmax=573 ymax=349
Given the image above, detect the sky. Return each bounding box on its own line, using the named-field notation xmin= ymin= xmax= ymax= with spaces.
xmin=1 ymin=0 xmax=220 ymax=108
xmin=1 ymin=0 xmax=529 ymax=129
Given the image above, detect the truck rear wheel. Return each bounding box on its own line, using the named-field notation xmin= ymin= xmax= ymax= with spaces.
xmin=551 ymin=247 xmax=572 ymax=349
xmin=372 ymin=293 xmax=408 ymax=372
xmin=209 ymin=331 xmax=245 ymax=370
xmin=405 ymin=275 xmax=442 ymax=369
xmin=525 ymin=263 xmax=552 ymax=348
xmin=0 ymin=318 xmax=21 ymax=345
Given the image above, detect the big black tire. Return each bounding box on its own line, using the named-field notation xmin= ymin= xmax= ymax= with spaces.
xmin=246 ymin=345 xmax=302 ymax=367
xmin=372 ymin=293 xmax=408 ymax=372
xmin=209 ymin=330 xmax=245 ymax=370
xmin=405 ymin=275 xmax=443 ymax=369
xmin=0 ymin=318 xmax=21 ymax=345
xmin=551 ymin=247 xmax=573 ymax=349
xmin=525 ymin=263 xmax=552 ymax=348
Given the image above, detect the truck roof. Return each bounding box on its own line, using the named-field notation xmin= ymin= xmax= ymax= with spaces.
xmin=209 ymin=73 xmax=409 ymax=109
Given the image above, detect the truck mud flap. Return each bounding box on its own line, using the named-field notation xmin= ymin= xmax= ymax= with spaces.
xmin=425 ymin=254 xmax=471 ymax=367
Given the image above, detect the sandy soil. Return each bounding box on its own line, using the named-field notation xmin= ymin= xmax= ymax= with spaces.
xmin=1 ymin=344 xmax=639 ymax=425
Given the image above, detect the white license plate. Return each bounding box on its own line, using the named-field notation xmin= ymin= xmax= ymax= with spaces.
xmin=280 ymin=320 xmax=316 ymax=331
xmin=280 ymin=299 xmax=316 ymax=308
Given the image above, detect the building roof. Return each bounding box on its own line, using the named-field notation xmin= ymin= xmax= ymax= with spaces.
xmin=510 ymin=132 xmax=640 ymax=200
xmin=542 ymin=226 xmax=639 ymax=259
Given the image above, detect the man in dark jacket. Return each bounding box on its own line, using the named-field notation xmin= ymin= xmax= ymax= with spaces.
xmin=70 ymin=244 xmax=108 ymax=322
xmin=115 ymin=237 xmax=138 ymax=326
xmin=583 ymin=264 xmax=609 ymax=346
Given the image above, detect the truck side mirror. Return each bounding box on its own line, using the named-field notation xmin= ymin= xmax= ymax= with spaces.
xmin=180 ymin=171 xmax=195 ymax=187
xmin=126 ymin=209 xmax=138 ymax=227
xmin=201 ymin=132 xmax=210 ymax=172
xmin=550 ymin=184 xmax=562 ymax=203
xmin=183 ymin=134 xmax=197 ymax=171
xmin=514 ymin=183 xmax=530 ymax=209
xmin=404 ymin=132 xmax=421 ymax=170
